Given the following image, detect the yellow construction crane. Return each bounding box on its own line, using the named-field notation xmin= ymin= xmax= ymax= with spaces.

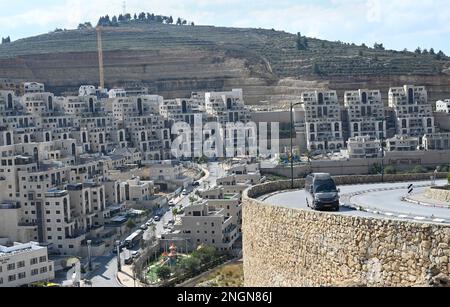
xmin=96 ymin=26 xmax=105 ymax=89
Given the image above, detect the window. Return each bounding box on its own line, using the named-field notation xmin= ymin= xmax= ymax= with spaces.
xmin=40 ymin=267 xmax=47 ymax=274
xmin=31 ymin=269 xmax=39 ymax=276
xmin=8 ymin=275 xmax=16 ymax=282
xmin=30 ymin=258 xmax=38 ymax=265
xmin=18 ymin=272 xmax=26 ymax=279
xmin=17 ymin=261 xmax=25 ymax=268
xmin=7 ymin=263 xmax=15 ymax=271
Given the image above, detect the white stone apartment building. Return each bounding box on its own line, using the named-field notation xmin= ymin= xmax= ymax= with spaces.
xmin=388 ymin=85 xmax=435 ymax=137
xmin=21 ymin=82 xmax=45 ymax=94
xmin=436 ymin=100 xmax=450 ymax=113
xmin=161 ymin=201 xmax=239 ymax=252
xmin=0 ymin=242 xmax=54 ymax=287
xmin=302 ymin=90 xmax=344 ymax=152
xmin=204 ymin=89 xmax=250 ymax=125
xmin=347 ymin=136 xmax=382 ymax=159
xmin=386 ymin=135 xmax=420 ymax=152
xmin=344 ymin=89 xmax=386 ymax=139
xmin=422 ymin=133 xmax=450 ymax=150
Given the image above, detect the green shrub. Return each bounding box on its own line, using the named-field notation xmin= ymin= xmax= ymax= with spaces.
xmin=448 ymin=173 xmax=450 ymax=184
xmin=411 ymin=165 xmax=427 ymax=174
xmin=155 ymin=266 xmax=172 ymax=281
xmin=384 ymin=166 xmax=396 ymax=174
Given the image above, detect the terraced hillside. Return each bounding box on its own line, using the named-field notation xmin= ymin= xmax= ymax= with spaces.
xmin=1 ymin=23 xmax=450 ymax=105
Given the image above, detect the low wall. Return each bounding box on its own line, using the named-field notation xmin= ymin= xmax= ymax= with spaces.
xmin=243 ymin=175 xmax=450 ymax=287
xmin=426 ymin=187 xmax=450 ymax=203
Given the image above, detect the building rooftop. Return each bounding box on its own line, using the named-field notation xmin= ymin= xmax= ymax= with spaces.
xmin=0 ymin=241 xmax=45 ymax=258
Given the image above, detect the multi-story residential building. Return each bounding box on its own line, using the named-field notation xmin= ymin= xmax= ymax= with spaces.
xmin=388 ymin=85 xmax=435 ymax=137
xmin=344 ymin=89 xmax=386 ymax=139
xmin=21 ymin=82 xmax=45 ymax=94
xmin=347 ymin=136 xmax=382 ymax=159
xmin=302 ymin=90 xmax=344 ymax=152
xmin=422 ymin=133 xmax=450 ymax=150
xmin=386 ymin=135 xmax=420 ymax=152
xmin=0 ymin=241 xmax=54 ymax=287
xmin=161 ymin=200 xmax=238 ymax=252
xmin=204 ymin=89 xmax=250 ymax=125
xmin=436 ymin=100 xmax=450 ymax=113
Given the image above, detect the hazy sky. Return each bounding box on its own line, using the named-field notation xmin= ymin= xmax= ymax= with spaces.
xmin=1 ymin=0 xmax=450 ymax=53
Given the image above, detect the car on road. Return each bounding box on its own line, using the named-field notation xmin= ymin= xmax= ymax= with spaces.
xmin=146 ymin=220 xmax=154 ymax=227
xmin=140 ymin=224 xmax=148 ymax=231
xmin=131 ymin=251 xmax=140 ymax=259
xmin=192 ymin=181 xmax=200 ymax=187
xmin=154 ymin=216 xmax=161 ymax=222
xmin=305 ymin=173 xmax=340 ymax=212
xmin=168 ymin=200 xmax=175 ymax=207
xmin=182 ymin=189 xmax=189 ymax=196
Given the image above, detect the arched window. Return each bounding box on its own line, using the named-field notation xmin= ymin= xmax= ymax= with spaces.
xmin=99 ymin=133 xmax=104 ymax=144
xmin=378 ymin=122 xmax=384 ymax=131
xmin=354 ymin=123 xmax=359 ymax=132
xmin=318 ymin=93 xmax=324 ymax=105
xmin=310 ymin=124 xmax=315 ymax=132
xmin=7 ymin=93 xmax=13 ymax=109
xmin=33 ymin=148 xmax=39 ymax=165
xmin=182 ymin=100 xmax=187 ymax=113
xmin=82 ymin=132 xmax=87 ymax=143
xmin=63 ymin=134 xmax=68 ymax=140
xmin=24 ymin=135 xmax=29 ymax=143
xmin=408 ymin=88 xmax=414 ymax=104
xmin=227 ymin=98 xmax=232 ymax=110
xmin=5 ymin=132 xmax=11 ymax=145
xmin=362 ymin=92 xmax=367 ymax=104
xmin=116 ymin=184 xmax=121 ymax=203
xmin=334 ymin=123 xmax=340 ymax=132
xmin=137 ymin=98 xmax=143 ymax=115
xmin=89 ymin=98 xmax=94 ymax=113
xmin=72 ymin=143 xmax=76 ymax=156
xmin=119 ymin=131 xmax=124 ymax=142
xmin=141 ymin=132 xmax=146 ymax=142
xmin=427 ymin=118 xmax=432 ymax=128
xmin=45 ymin=132 xmax=50 ymax=142
xmin=48 ymin=96 xmax=53 ymax=110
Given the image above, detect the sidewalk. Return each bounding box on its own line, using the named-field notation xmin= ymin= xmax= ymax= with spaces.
xmin=405 ymin=193 xmax=450 ymax=208
xmin=116 ymin=265 xmax=144 ymax=287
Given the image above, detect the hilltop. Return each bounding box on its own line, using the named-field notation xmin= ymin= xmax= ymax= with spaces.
xmin=1 ymin=22 xmax=450 ymax=105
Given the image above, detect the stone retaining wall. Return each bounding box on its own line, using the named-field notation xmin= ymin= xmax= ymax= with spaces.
xmin=243 ymin=174 xmax=450 ymax=287
xmin=425 ymin=187 xmax=450 ymax=203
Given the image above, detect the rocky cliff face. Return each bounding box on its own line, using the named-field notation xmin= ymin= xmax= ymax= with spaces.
xmin=1 ymin=24 xmax=450 ymax=105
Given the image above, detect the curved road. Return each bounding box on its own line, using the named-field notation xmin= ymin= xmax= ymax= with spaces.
xmin=260 ymin=180 xmax=449 ymax=224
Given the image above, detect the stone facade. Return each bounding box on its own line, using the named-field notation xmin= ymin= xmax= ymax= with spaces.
xmin=243 ymin=176 xmax=450 ymax=287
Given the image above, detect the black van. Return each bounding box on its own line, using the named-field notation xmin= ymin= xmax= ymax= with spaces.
xmin=305 ymin=173 xmax=340 ymax=211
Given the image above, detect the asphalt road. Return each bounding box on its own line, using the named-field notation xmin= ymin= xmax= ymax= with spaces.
xmin=260 ymin=179 xmax=449 ymax=224
xmin=87 ymin=162 xmax=225 ymax=287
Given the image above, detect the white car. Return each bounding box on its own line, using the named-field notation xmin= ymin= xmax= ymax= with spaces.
xmin=182 ymin=189 xmax=189 ymax=196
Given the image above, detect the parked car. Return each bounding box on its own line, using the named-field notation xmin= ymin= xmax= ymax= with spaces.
xmin=132 ymin=251 xmax=140 ymax=259
xmin=154 ymin=216 xmax=161 ymax=222
xmin=192 ymin=181 xmax=200 ymax=187
xmin=182 ymin=189 xmax=189 ymax=196
xmin=168 ymin=200 xmax=175 ymax=207
xmin=146 ymin=220 xmax=154 ymax=227
xmin=140 ymin=224 xmax=148 ymax=231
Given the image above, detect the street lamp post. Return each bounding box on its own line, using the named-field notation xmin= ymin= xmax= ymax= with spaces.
xmin=87 ymin=240 xmax=92 ymax=271
xmin=290 ymin=102 xmax=302 ymax=189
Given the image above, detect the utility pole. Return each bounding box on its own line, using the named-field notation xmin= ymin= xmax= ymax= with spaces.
xmin=290 ymin=102 xmax=302 ymax=189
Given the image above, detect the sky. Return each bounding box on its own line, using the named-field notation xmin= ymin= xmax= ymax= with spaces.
xmin=1 ymin=0 xmax=450 ymax=54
